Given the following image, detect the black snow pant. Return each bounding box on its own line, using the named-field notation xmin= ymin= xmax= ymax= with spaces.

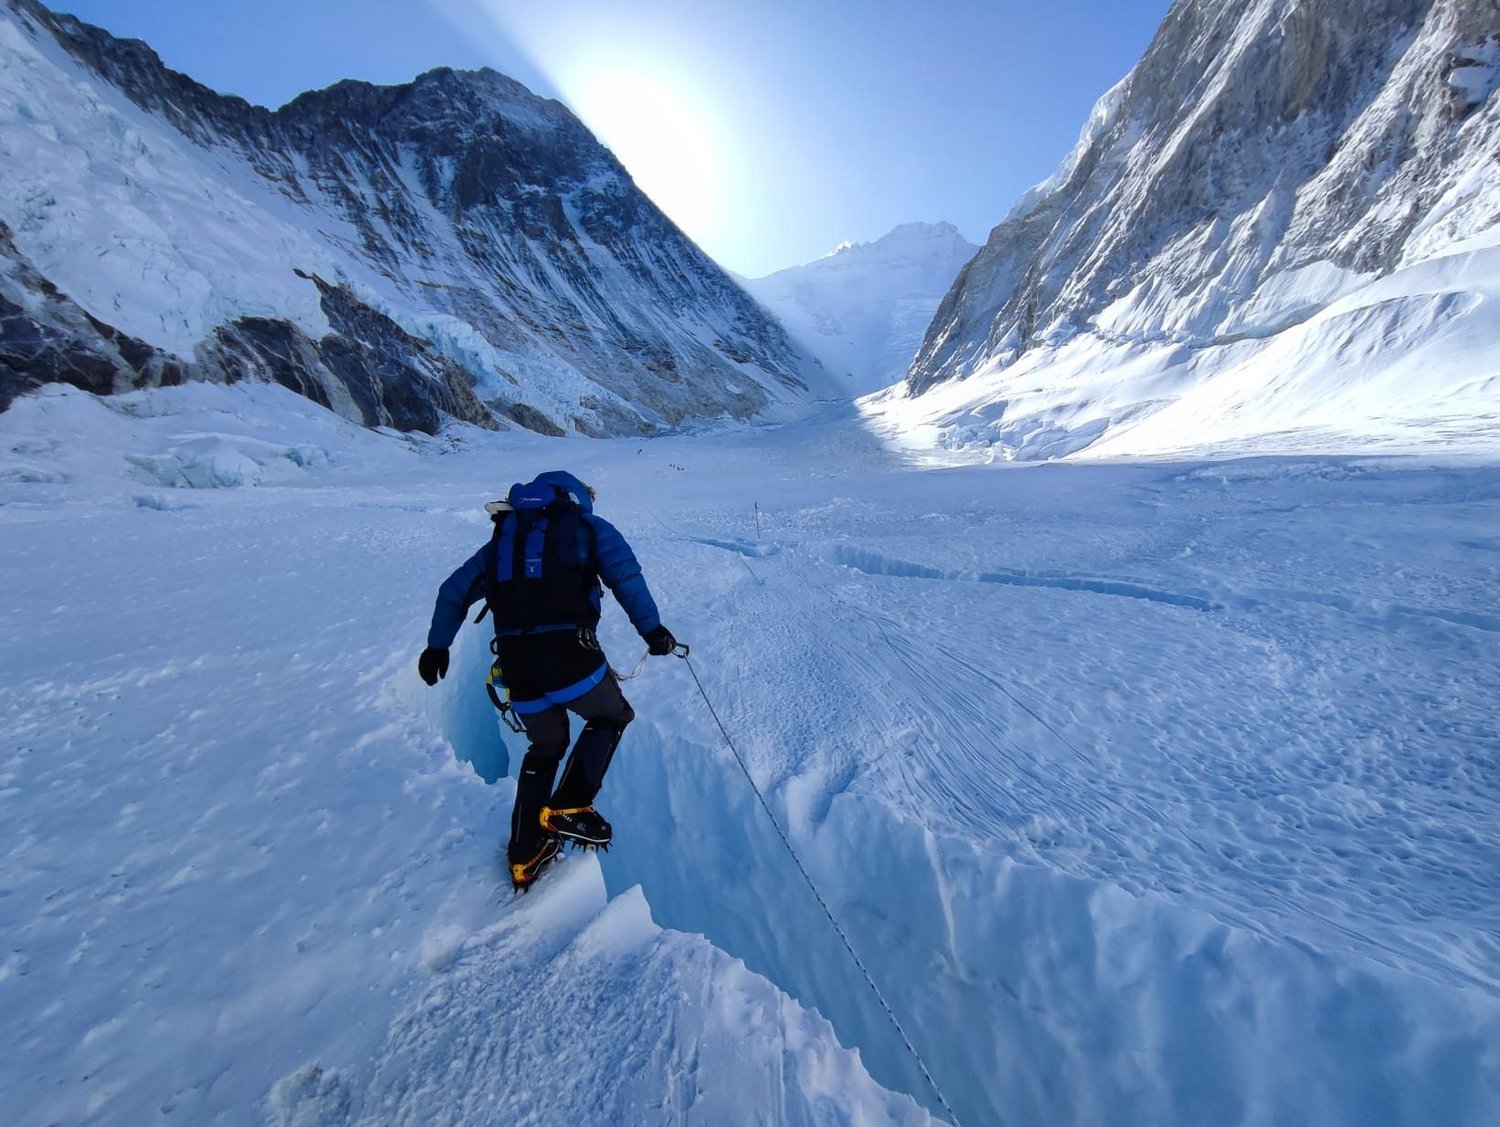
xmin=507 ymin=666 xmax=635 ymax=864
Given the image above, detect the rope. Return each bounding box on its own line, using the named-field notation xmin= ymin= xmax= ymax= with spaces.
xmin=611 ymin=649 xmax=650 ymax=682
xmin=680 ymin=654 xmax=963 ymax=1127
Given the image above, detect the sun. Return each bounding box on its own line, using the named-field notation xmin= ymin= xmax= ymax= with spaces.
xmin=565 ymin=67 xmax=723 ymax=245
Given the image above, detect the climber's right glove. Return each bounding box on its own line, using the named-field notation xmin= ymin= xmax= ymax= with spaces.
xmin=644 ymin=625 xmax=677 ymax=657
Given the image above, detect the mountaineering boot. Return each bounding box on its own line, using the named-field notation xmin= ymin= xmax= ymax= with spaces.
xmin=539 ymin=805 xmax=612 ymax=849
xmin=510 ymin=835 xmax=561 ymax=892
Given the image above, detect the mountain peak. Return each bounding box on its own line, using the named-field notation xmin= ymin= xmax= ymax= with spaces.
xmin=743 ymin=221 xmax=978 ymax=395
xmin=900 ymin=0 xmax=1500 ymax=459
xmin=277 ymin=65 xmax=577 ymax=138
xmin=0 ymin=0 xmax=829 ymax=434
xmin=823 ymin=220 xmax=971 ymax=263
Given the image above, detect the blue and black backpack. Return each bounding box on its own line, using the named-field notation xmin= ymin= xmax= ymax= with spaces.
xmin=482 ymin=477 xmax=601 ymax=634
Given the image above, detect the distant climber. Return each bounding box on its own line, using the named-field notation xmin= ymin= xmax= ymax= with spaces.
xmin=417 ymin=470 xmax=680 ymax=891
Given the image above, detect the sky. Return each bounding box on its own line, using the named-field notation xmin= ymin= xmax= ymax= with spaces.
xmin=48 ymin=0 xmax=1172 ymax=278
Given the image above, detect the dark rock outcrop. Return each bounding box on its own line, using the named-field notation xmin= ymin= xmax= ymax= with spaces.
xmin=0 ymin=221 xmax=188 ymax=412
xmin=1 ymin=218 xmax=495 ymax=433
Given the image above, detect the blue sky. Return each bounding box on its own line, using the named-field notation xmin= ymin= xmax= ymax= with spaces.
xmin=52 ymin=0 xmax=1171 ymax=277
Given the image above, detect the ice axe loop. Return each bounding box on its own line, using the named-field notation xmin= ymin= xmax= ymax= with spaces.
xmin=615 ymin=638 xmax=689 ymax=682
xmin=484 ymin=639 xmax=526 ymax=733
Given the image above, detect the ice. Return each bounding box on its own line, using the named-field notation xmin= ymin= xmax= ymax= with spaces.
xmin=0 ymin=15 xmax=339 ymax=356
xmin=1 ymin=384 xmax=1498 ymax=1124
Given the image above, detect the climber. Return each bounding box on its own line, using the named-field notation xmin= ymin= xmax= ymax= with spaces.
xmin=418 ymin=470 xmax=680 ymax=890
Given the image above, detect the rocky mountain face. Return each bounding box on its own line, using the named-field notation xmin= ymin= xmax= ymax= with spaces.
xmin=0 ymin=0 xmax=826 ymax=434
xmin=900 ymin=0 xmax=1500 ymax=458
xmin=0 ymin=217 xmax=493 ymax=433
xmin=740 ymin=222 xmax=978 ymax=395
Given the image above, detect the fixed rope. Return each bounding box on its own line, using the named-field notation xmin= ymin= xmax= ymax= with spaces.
xmin=680 ymin=653 xmax=963 ymax=1127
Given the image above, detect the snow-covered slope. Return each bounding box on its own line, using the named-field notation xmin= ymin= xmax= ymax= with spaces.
xmin=895 ymin=0 xmax=1500 ymax=459
xmin=0 ymin=0 xmax=831 ymax=435
xmin=3 ymin=384 xmax=1498 ymax=1124
xmin=742 ymin=222 xmax=977 ymax=395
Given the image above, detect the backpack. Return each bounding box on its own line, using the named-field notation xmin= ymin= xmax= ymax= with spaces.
xmin=483 ymin=478 xmax=600 ymax=633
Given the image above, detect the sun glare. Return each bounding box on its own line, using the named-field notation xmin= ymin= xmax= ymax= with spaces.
xmin=457 ymin=1 xmax=735 ymax=261
xmin=566 ymin=68 xmax=723 ymax=245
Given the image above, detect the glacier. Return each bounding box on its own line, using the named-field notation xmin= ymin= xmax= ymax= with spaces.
xmin=1 ymin=384 xmax=1497 ymax=1125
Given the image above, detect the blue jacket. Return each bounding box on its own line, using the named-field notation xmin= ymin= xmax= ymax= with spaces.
xmin=426 ymin=471 xmax=661 ymax=649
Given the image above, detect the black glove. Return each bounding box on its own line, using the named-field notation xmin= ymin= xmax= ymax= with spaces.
xmin=644 ymin=625 xmax=677 ymax=656
xmin=418 ymin=646 xmax=450 ymax=685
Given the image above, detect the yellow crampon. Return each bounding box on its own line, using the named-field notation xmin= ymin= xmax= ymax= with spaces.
xmin=510 ymin=837 xmax=560 ymax=892
xmin=539 ymin=805 xmax=612 ymax=851
xmin=539 ymin=804 xmax=593 ymax=830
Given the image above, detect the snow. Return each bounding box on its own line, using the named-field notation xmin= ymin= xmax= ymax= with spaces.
xmin=866 ymin=234 xmax=1500 ymax=464
xmin=1446 ymin=40 xmax=1500 ymax=109
xmin=2 ymin=381 xmax=1498 ymax=1125
xmin=0 ymin=15 xmax=340 ymax=356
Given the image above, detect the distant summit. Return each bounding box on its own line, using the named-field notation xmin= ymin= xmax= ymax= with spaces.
xmin=741 ymin=222 xmax=978 ymax=395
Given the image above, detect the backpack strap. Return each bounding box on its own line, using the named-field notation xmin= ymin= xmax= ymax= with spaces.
xmin=495 ymin=509 xmax=522 ymax=582
xmin=473 ymin=502 xmax=514 ymax=624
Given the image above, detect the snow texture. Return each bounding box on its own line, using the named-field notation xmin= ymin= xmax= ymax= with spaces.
xmin=2 ymin=382 xmax=1498 ymax=1125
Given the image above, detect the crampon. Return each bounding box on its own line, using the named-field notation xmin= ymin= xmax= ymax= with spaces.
xmin=539 ymin=804 xmax=612 ymax=850
xmin=509 ymin=835 xmax=561 ymax=893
